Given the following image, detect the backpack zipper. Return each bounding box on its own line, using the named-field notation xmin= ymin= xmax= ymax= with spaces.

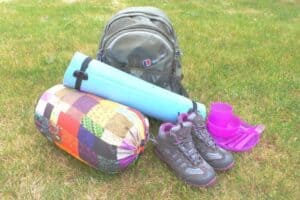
xmin=101 ymin=24 xmax=175 ymax=53
xmin=101 ymin=13 xmax=176 ymax=48
xmin=106 ymin=12 xmax=174 ymax=37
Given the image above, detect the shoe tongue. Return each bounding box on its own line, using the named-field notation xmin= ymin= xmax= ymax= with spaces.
xmin=187 ymin=111 xmax=205 ymax=125
xmin=187 ymin=113 xmax=216 ymax=148
xmin=170 ymin=122 xmax=192 ymax=136
xmin=187 ymin=112 xmax=197 ymax=121
xmin=170 ymin=124 xmax=181 ymax=132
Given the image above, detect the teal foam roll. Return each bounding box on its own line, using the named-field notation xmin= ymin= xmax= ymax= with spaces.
xmin=63 ymin=52 xmax=206 ymax=122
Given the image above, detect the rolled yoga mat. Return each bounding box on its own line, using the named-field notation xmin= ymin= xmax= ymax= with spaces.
xmin=63 ymin=52 xmax=206 ymax=122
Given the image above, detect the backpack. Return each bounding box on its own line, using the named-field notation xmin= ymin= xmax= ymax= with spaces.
xmin=97 ymin=7 xmax=188 ymax=97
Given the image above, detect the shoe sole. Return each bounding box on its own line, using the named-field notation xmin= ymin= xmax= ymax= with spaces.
xmin=214 ymin=161 xmax=235 ymax=171
xmin=154 ymin=148 xmax=217 ymax=188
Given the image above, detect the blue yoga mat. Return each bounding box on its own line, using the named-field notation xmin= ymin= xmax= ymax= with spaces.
xmin=63 ymin=52 xmax=206 ymax=122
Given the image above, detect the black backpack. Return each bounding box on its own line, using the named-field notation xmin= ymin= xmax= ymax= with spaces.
xmin=97 ymin=7 xmax=188 ymax=97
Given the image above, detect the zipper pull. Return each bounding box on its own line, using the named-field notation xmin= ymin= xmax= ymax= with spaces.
xmin=175 ymin=49 xmax=182 ymax=57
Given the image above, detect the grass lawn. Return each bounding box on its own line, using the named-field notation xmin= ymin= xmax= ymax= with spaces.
xmin=0 ymin=0 xmax=299 ymax=199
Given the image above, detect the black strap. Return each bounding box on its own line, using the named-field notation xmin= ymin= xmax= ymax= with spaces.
xmin=192 ymin=101 xmax=197 ymax=111
xmin=73 ymin=57 xmax=92 ymax=90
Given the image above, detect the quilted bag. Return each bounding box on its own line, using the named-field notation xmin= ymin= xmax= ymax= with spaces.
xmin=34 ymin=84 xmax=149 ymax=173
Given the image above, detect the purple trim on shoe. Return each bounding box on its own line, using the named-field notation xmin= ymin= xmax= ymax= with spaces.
xmin=178 ymin=113 xmax=189 ymax=123
xmin=185 ymin=176 xmax=217 ymax=188
xmin=159 ymin=122 xmax=176 ymax=134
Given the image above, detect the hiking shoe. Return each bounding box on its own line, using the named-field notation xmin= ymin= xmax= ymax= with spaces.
xmin=155 ymin=122 xmax=216 ymax=187
xmin=178 ymin=111 xmax=234 ymax=171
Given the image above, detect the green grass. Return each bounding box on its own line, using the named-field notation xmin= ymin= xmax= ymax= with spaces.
xmin=0 ymin=0 xmax=299 ymax=199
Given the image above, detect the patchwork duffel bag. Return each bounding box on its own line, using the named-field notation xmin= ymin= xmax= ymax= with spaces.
xmin=34 ymin=84 xmax=149 ymax=173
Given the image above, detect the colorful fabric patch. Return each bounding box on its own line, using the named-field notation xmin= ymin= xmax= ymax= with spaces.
xmin=86 ymin=104 xmax=115 ymax=126
xmin=61 ymin=91 xmax=83 ymax=105
xmin=55 ymin=87 xmax=70 ymax=98
xmin=41 ymin=92 xmax=54 ymax=102
xmin=57 ymin=112 xmax=80 ymax=137
xmin=56 ymin=128 xmax=79 ymax=158
xmin=93 ymin=136 xmax=117 ymax=160
xmin=66 ymin=107 xmax=85 ymax=121
xmin=100 ymin=99 xmax=119 ymax=109
xmin=78 ymin=126 xmax=96 ymax=149
xmin=97 ymin=155 xmax=119 ymax=173
xmin=49 ymin=106 xmax=60 ymax=125
xmin=35 ymin=100 xmax=47 ymax=116
xmin=86 ymin=93 xmax=101 ymax=101
xmin=81 ymin=116 xmax=104 ymax=138
xmin=73 ymin=95 xmax=98 ymax=114
xmin=125 ymin=126 xmax=140 ymax=147
xmin=117 ymin=140 xmax=136 ymax=160
xmin=101 ymin=129 xmax=123 ymax=147
xmin=77 ymin=126 xmax=99 ymax=166
xmin=104 ymin=113 xmax=132 ymax=138
xmin=34 ymin=114 xmax=53 ymax=142
xmin=44 ymin=103 xmax=54 ymax=120
xmin=56 ymin=101 xmax=71 ymax=113
xmin=128 ymin=107 xmax=148 ymax=139
xmin=78 ymin=142 xmax=98 ymax=168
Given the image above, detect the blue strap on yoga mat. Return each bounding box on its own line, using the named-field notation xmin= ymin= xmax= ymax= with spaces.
xmin=63 ymin=52 xmax=206 ymax=122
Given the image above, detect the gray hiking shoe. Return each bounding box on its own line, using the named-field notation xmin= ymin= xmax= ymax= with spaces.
xmin=155 ymin=122 xmax=216 ymax=187
xmin=178 ymin=111 xmax=234 ymax=171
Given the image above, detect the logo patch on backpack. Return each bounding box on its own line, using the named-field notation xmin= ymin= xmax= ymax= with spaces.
xmin=143 ymin=59 xmax=152 ymax=68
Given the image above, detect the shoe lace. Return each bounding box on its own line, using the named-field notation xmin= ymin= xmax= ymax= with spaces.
xmin=171 ymin=131 xmax=201 ymax=165
xmin=193 ymin=116 xmax=217 ymax=148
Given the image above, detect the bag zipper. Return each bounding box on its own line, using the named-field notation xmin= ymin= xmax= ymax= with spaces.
xmin=106 ymin=11 xmax=174 ymax=36
xmin=101 ymin=24 xmax=175 ymax=52
xmin=101 ymin=12 xmax=176 ymax=49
